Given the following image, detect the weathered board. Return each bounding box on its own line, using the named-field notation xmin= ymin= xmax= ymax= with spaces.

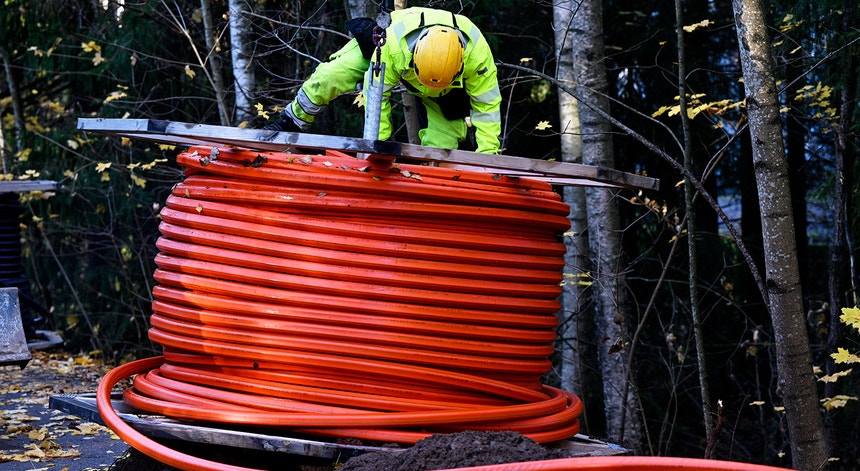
xmin=0 ymin=180 xmax=59 ymax=193
xmin=76 ymin=118 xmax=660 ymax=191
xmin=50 ymin=393 xmax=628 ymax=460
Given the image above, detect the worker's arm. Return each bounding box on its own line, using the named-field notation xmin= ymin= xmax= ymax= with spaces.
xmin=464 ymin=40 xmax=502 ymax=154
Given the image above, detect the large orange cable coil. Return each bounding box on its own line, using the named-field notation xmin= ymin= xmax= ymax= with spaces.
xmin=98 ymin=146 xmax=584 ymax=471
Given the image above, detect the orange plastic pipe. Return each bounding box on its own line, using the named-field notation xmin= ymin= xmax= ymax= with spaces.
xmin=203 ymin=147 xmax=561 ymax=199
xmin=146 ymin=328 xmax=551 ymax=400
xmin=99 ymin=147 xmax=585 ymax=469
xmin=151 ymin=286 xmax=557 ymax=343
xmin=151 ymin=300 xmax=554 ymax=358
xmin=156 ymin=221 xmax=561 ymax=282
xmin=153 ymin=254 xmax=561 ymax=312
xmin=432 ymin=456 xmax=794 ymax=471
xmin=160 ymin=350 xmax=529 ymax=406
xmin=175 ymin=151 xmax=571 ymax=217
xmin=161 ymin=202 xmax=564 ymax=268
xmin=168 ymin=183 xmax=559 ymax=243
xmin=148 ymin=314 xmax=552 ymax=373
xmin=97 ymin=356 xmax=264 ymax=471
xmin=154 ymin=237 xmax=561 ymax=299
xmin=152 ymin=270 xmax=560 ymax=328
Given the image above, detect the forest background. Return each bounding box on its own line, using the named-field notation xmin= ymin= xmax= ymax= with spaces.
xmin=1 ymin=0 xmax=858 ymax=469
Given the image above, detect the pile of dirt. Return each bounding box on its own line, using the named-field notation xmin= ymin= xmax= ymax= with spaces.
xmin=339 ymin=430 xmax=568 ymax=471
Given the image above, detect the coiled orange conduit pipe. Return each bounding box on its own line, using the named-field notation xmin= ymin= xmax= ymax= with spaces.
xmin=97 ymin=146 xmax=584 ymax=471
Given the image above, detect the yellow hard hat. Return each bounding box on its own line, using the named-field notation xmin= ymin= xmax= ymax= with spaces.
xmin=412 ymin=26 xmax=465 ymax=89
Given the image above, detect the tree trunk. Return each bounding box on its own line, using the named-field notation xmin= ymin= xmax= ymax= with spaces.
xmin=343 ymin=0 xmax=375 ymax=19
xmin=731 ymin=0 xmax=828 ymax=468
xmin=784 ymin=80 xmax=809 ymax=292
xmin=201 ymin=0 xmax=231 ymax=126
xmin=0 ymin=46 xmax=25 ymax=156
xmin=572 ymin=0 xmax=643 ymax=450
xmin=825 ymin=1 xmax=858 ymax=455
xmin=228 ymin=0 xmax=255 ymax=124
xmin=674 ymin=0 xmax=715 ymax=455
xmin=553 ymin=0 xmax=590 ymax=417
xmin=393 ymin=0 xmax=420 ymax=144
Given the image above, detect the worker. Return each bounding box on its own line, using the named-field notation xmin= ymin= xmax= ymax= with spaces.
xmin=263 ymin=6 xmax=502 ymax=154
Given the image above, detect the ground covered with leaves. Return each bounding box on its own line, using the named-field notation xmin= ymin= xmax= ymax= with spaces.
xmin=0 ymin=350 xmax=129 ymax=470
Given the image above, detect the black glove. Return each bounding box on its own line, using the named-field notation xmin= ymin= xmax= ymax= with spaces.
xmin=262 ymin=116 xmax=301 ymax=132
xmin=345 ymin=17 xmax=378 ymax=60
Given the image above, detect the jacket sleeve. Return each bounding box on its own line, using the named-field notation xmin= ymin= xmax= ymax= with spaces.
xmin=464 ymin=37 xmax=502 ymax=154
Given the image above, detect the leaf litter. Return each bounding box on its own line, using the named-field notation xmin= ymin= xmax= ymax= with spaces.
xmin=1 ymin=351 xmax=124 ymax=467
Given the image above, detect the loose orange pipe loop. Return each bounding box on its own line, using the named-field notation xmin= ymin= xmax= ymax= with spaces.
xmin=98 ymin=147 xmax=585 ymax=471
xmin=98 ymin=357 xmax=263 ymax=471
xmin=123 ymin=372 xmax=577 ymax=429
xmin=433 ymin=456 xmax=794 ymax=471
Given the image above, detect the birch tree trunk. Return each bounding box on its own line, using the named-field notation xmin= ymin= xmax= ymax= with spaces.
xmin=0 ymin=46 xmax=25 ymax=155
xmin=731 ymin=0 xmax=828 ymax=468
xmin=343 ymin=0 xmax=375 ymax=19
xmin=228 ymin=0 xmax=255 ymax=124
xmin=571 ymin=0 xmax=642 ymax=450
xmin=201 ymin=0 xmax=230 ymax=126
xmin=553 ymin=0 xmax=589 ymax=404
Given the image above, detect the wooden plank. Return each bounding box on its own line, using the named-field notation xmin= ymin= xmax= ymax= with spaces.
xmin=77 ymin=118 xmax=659 ymax=191
xmin=49 ymin=393 xmax=393 ymax=459
xmin=0 ymin=180 xmax=58 ymax=193
xmin=50 ymin=392 xmax=628 ymax=459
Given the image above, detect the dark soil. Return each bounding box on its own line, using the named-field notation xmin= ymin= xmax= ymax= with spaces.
xmin=339 ymin=431 xmax=569 ymax=471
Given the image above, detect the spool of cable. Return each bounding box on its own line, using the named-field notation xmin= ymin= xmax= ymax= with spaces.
xmin=99 ymin=147 xmax=583 ymax=471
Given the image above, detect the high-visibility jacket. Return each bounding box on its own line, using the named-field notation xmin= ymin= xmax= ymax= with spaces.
xmin=291 ymin=7 xmax=502 ymax=154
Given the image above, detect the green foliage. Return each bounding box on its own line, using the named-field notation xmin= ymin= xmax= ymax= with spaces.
xmin=2 ymin=0 xmax=193 ymax=360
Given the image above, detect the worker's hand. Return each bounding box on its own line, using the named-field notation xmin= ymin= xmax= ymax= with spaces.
xmin=345 ymin=17 xmax=378 ymax=60
xmin=262 ymin=118 xmax=301 ymax=133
